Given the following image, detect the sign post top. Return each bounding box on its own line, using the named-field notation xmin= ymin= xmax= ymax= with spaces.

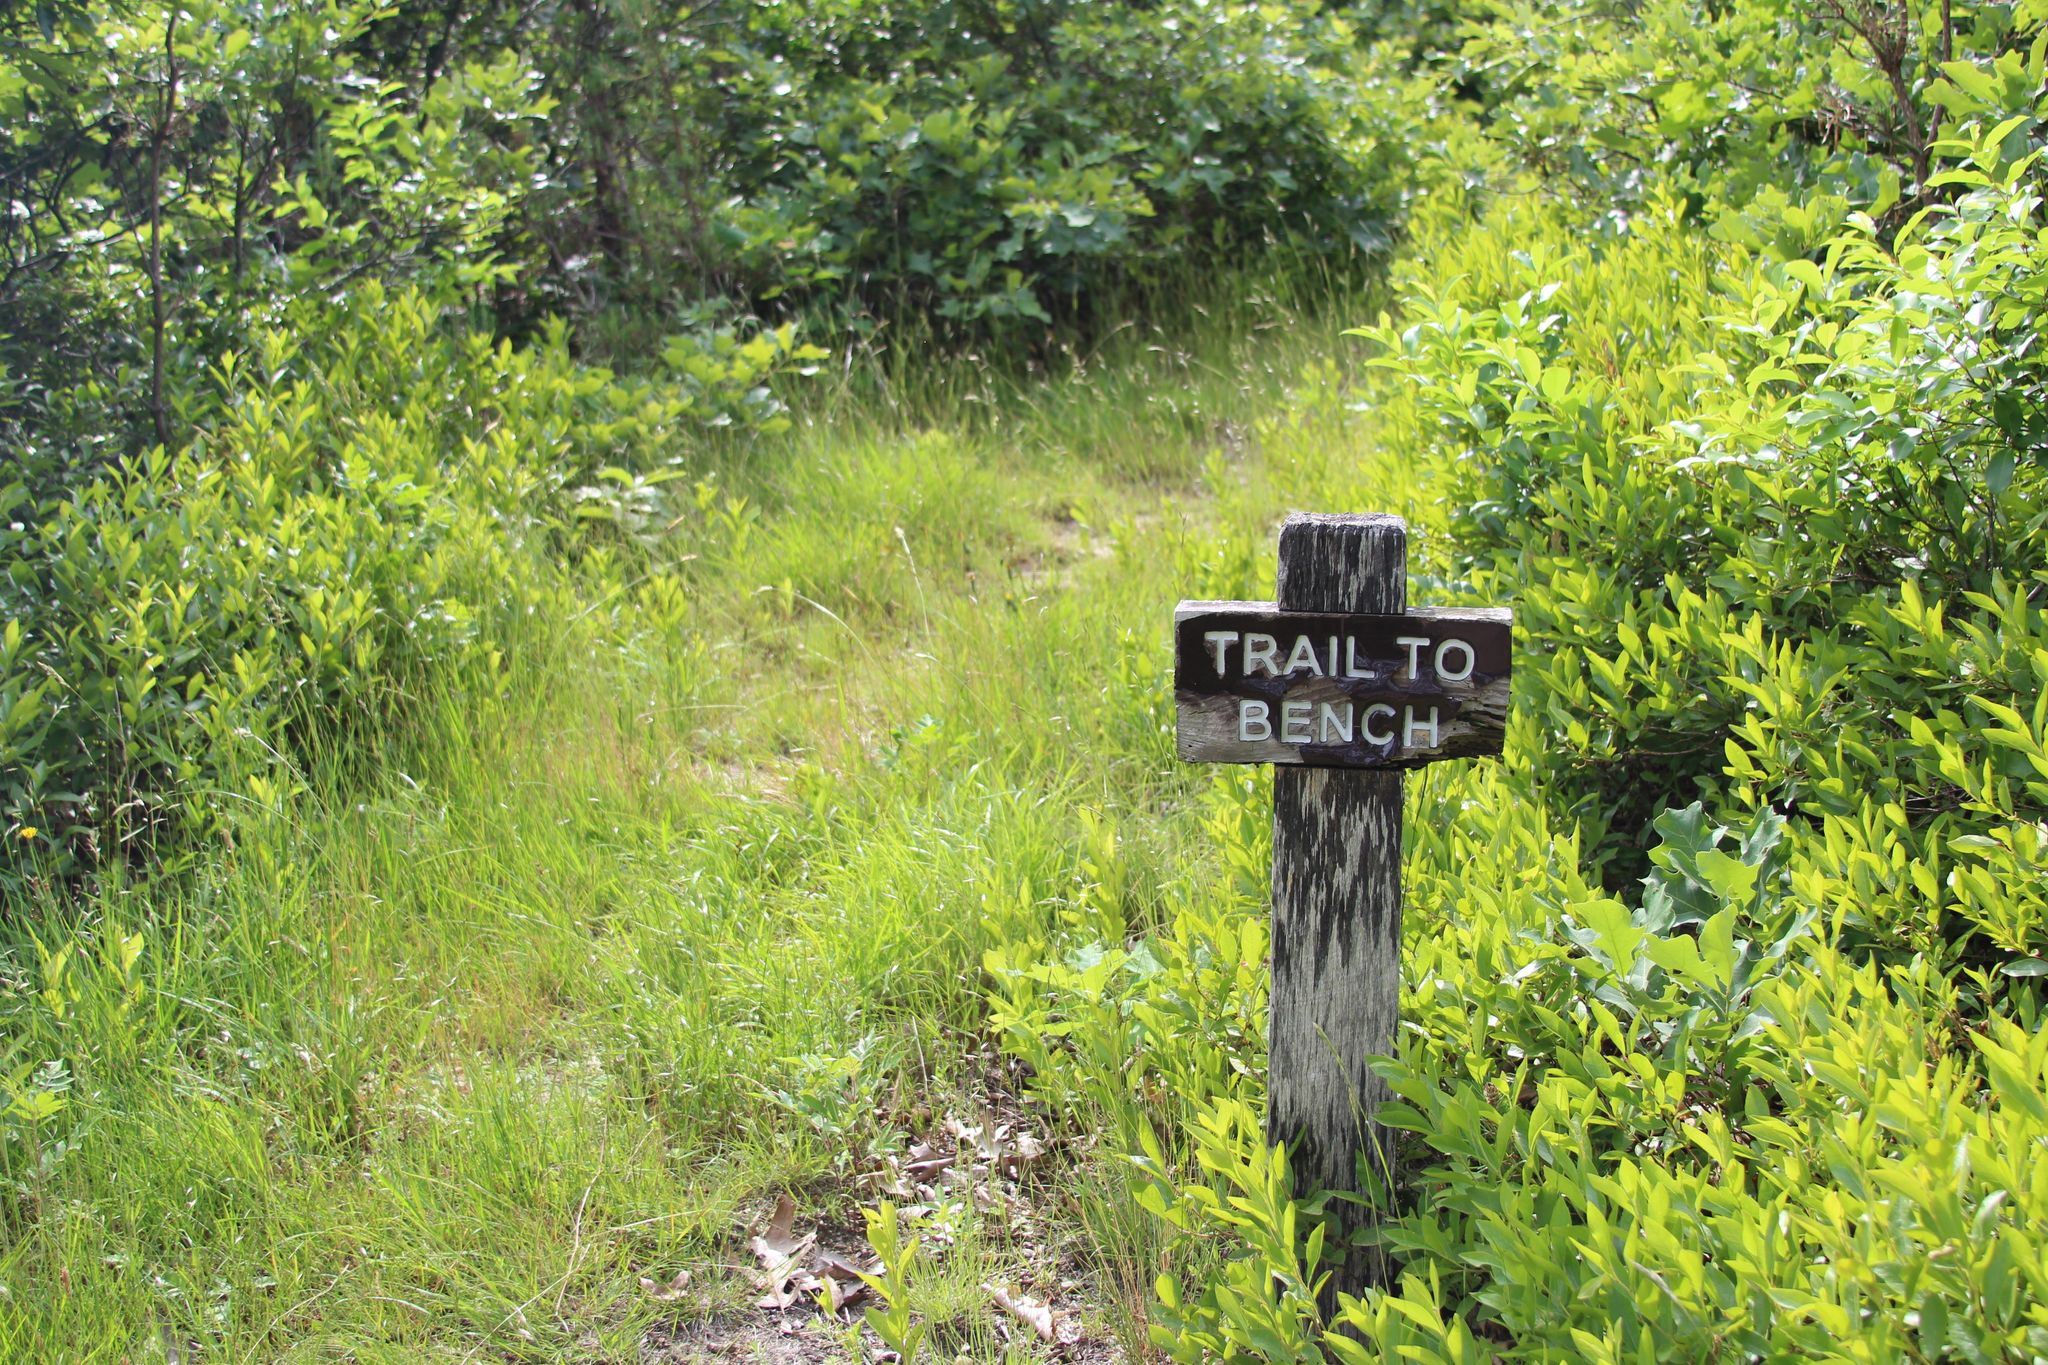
xmin=1277 ymin=513 xmax=1409 ymax=616
xmin=1278 ymin=510 xmax=1408 ymax=532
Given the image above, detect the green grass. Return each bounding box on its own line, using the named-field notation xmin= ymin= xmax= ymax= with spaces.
xmin=0 ymin=267 xmax=1393 ymax=1361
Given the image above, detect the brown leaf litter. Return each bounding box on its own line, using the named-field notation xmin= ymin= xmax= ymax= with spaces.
xmin=642 ymin=1047 xmax=1121 ymax=1363
xmin=747 ymin=1193 xmax=875 ymax=1312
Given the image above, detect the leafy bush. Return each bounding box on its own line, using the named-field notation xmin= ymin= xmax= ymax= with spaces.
xmin=1 ymin=0 xmax=551 ymax=462
xmin=1368 ymin=43 xmax=2048 ymax=968
xmin=6 ymin=0 xmax=1421 ymax=458
xmin=0 ymin=286 xmax=817 ymax=883
xmin=698 ymin=0 xmax=1417 ymax=329
xmin=991 ymin=0 xmax=2048 ymax=1358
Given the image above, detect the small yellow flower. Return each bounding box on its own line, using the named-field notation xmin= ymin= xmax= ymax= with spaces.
xmin=17 ymin=826 xmax=36 ymax=840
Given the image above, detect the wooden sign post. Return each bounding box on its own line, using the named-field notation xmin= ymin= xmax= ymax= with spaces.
xmin=1174 ymin=512 xmax=1511 ymax=1303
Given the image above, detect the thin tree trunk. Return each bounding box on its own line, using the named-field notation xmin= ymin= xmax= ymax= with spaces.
xmin=147 ymin=12 xmax=180 ymax=451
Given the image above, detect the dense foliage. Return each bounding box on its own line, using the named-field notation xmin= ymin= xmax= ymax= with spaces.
xmin=6 ymin=0 xmax=2048 ymax=1358
xmin=3 ymin=0 xmax=1404 ymax=460
xmin=0 ymin=282 xmax=818 ymax=874
xmin=989 ymin=0 xmax=2048 ymax=1358
xmin=550 ymin=0 xmax=1413 ymax=333
xmin=1 ymin=0 xmax=1402 ymax=881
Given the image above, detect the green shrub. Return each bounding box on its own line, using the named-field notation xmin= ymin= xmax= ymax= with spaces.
xmin=5 ymin=0 xmax=1426 ymax=455
xmin=0 ymin=286 xmax=816 ymax=884
xmin=991 ymin=1 xmax=2048 ymax=1359
xmin=1367 ymin=51 xmax=2048 ymax=971
xmin=0 ymin=0 xmax=552 ymax=462
xmin=677 ymin=0 xmax=1420 ymax=331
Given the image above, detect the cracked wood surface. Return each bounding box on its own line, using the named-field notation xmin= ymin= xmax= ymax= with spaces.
xmin=1268 ymin=512 xmax=1405 ymax=1301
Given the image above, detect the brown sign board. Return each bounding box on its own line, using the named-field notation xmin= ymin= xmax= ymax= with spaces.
xmin=1174 ymin=601 xmax=1512 ymax=769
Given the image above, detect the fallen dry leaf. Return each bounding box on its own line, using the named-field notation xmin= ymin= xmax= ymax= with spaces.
xmin=750 ymin=1246 xmax=818 ymax=1309
xmin=945 ymin=1114 xmax=1005 ymax=1163
xmin=747 ymin=1195 xmax=819 ymax=1309
xmin=905 ymin=1140 xmax=953 ymax=1177
xmin=813 ymin=1249 xmax=875 ymax=1313
xmin=638 ymin=1268 xmax=693 ymax=1303
xmin=983 ymin=1281 xmax=1057 ymax=1342
xmin=941 ymin=1114 xmax=1049 ymax=1182
xmin=756 ymin=1194 xmax=803 ymax=1257
xmin=755 ymin=1267 xmax=817 ymax=1311
xmin=1004 ymin=1130 xmax=1047 ymax=1178
xmin=870 ymin=1157 xmax=918 ymax=1199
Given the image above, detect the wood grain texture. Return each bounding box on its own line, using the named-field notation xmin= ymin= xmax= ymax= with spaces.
xmin=1175 ymin=682 xmax=1507 ymax=766
xmin=1268 ymin=512 xmax=1405 ymax=1302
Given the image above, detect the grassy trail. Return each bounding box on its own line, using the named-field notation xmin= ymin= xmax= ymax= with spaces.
xmin=1 ymin=279 xmax=1396 ymax=1361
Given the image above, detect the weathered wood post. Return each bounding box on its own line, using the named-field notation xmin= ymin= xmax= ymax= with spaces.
xmin=1174 ymin=512 xmax=1511 ymax=1306
xmin=1271 ymin=514 xmax=1407 ymax=1295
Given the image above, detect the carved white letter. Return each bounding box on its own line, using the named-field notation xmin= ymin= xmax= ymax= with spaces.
xmin=1283 ymin=635 xmax=1324 ymax=677
xmin=1362 ymin=703 xmax=1396 ymax=744
xmin=1404 ymin=705 xmax=1440 ymax=749
xmin=1243 ymin=634 xmax=1281 ymax=678
xmin=1435 ymin=637 xmax=1475 ymax=683
xmin=1282 ymin=700 xmax=1313 ymax=744
xmin=1203 ymin=630 xmax=1239 ymax=675
xmin=1318 ymin=701 xmax=1354 ymax=744
xmin=1238 ymin=699 xmax=1272 ymax=742
xmin=1396 ymin=636 xmax=1430 ymax=681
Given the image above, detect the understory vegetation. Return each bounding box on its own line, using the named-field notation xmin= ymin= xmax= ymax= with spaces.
xmin=5 ymin=0 xmax=2048 ymax=1360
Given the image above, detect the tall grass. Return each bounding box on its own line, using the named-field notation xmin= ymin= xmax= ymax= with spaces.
xmin=0 ymin=262 xmax=1385 ymax=1360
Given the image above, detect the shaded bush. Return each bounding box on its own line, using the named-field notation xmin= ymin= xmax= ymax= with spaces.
xmin=1368 ymin=50 xmax=2048 ymax=968
xmin=688 ymin=0 xmax=1416 ymax=331
xmin=3 ymin=0 xmax=1417 ymax=465
xmin=0 ymin=286 xmax=817 ymax=883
